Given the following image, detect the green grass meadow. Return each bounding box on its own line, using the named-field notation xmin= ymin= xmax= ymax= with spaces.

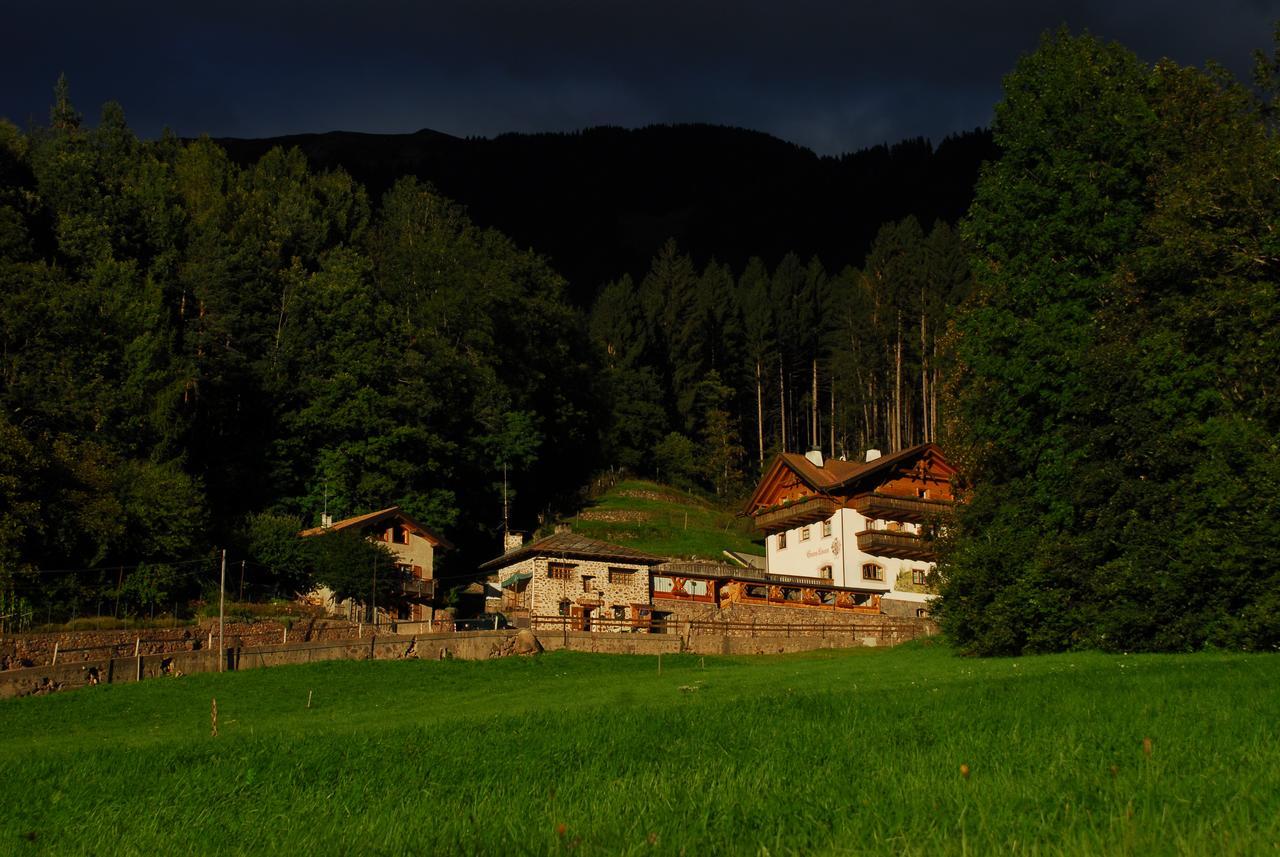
xmin=570 ymin=479 xmax=762 ymax=560
xmin=1 ymin=643 xmax=1278 ymax=855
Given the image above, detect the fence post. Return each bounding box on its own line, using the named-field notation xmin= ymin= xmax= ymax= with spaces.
xmin=134 ymin=637 xmax=140 ymax=657
xmin=51 ymin=642 xmax=59 ymax=666
xmin=283 ymin=626 xmax=288 ymax=645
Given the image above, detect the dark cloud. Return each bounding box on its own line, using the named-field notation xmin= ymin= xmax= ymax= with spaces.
xmin=2 ymin=0 xmax=1276 ymax=154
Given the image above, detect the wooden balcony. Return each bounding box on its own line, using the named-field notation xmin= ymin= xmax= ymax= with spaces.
xmin=856 ymin=530 xmax=936 ymax=561
xmin=850 ymin=492 xmax=952 ymax=523
xmin=753 ymin=496 xmax=839 ymax=530
xmin=399 ymin=578 xmax=436 ymax=600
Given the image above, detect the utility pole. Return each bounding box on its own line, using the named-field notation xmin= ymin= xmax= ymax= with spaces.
xmin=218 ymin=549 xmax=226 ymax=673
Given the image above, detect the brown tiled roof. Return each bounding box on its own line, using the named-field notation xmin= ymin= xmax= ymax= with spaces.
xmin=478 ymin=531 xmax=665 ymax=571
xmin=299 ymin=505 xmax=454 ymax=550
xmin=780 ymin=444 xmax=936 ymax=493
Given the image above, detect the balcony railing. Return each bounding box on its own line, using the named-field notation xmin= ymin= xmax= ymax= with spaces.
xmin=753 ymin=496 xmax=839 ymax=530
xmin=856 ymin=530 xmax=937 ymax=561
xmin=850 ymin=492 xmax=952 ymax=523
xmin=399 ymin=578 xmax=436 ymax=600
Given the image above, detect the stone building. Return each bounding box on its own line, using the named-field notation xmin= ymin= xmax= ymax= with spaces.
xmin=300 ymin=506 xmax=452 ymax=623
xmin=481 ymin=531 xmax=665 ymax=630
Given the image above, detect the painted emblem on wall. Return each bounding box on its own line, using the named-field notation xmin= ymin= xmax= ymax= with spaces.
xmin=831 ymin=538 xmax=840 ymax=556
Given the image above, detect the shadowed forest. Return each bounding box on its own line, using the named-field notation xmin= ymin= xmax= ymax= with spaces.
xmin=3 ymin=29 xmax=1279 ymax=653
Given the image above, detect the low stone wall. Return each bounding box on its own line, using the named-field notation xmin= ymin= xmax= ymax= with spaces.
xmin=0 ymin=618 xmax=381 ymax=670
xmin=0 ymin=630 xmax=526 ymax=700
xmin=0 ymin=617 xmax=938 ymax=700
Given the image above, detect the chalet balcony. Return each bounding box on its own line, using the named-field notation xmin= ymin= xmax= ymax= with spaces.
xmin=850 ymin=492 xmax=953 ymax=523
xmin=855 ymin=530 xmax=937 ymax=561
xmin=753 ymin=496 xmax=839 ymax=530
xmin=399 ymin=578 xmax=436 ymax=600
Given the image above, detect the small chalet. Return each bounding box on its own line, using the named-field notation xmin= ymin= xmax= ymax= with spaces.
xmin=740 ymin=443 xmax=957 ymax=617
xmin=300 ymin=506 xmax=453 ymax=623
xmin=481 ymin=531 xmax=665 ymax=630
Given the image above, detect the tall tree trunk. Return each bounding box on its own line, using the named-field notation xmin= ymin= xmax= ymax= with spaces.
xmin=779 ymin=357 xmax=787 ymax=453
xmin=920 ymin=299 xmax=928 ymax=444
xmin=893 ymin=313 xmax=903 ymax=451
xmin=811 ymin=358 xmax=819 ymax=450
xmin=756 ymin=359 xmax=764 ymax=466
xmin=829 ymin=371 xmax=836 ymax=458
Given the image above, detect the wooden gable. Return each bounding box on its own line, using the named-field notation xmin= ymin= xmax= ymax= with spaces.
xmin=743 ymin=457 xmax=822 ymax=516
xmin=869 ymin=446 xmax=957 ymax=501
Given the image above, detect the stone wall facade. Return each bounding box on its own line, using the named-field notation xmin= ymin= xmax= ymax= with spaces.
xmin=527 ymin=557 xmax=652 ymax=629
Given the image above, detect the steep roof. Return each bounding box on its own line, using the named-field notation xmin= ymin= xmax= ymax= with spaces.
xmin=478 ymin=531 xmax=665 ymax=571
xmin=743 ymin=443 xmax=954 ymax=514
xmin=299 ymin=505 xmax=453 ymax=550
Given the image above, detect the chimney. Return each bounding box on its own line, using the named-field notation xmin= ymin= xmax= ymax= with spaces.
xmin=805 ymin=448 xmax=824 ymax=468
xmin=321 ymin=513 xmax=333 ymax=528
xmin=554 ymin=523 xmax=572 ymax=534
xmin=503 ymin=531 xmax=525 ymax=553
xmin=865 ymin=449 xmax=882 ymax=463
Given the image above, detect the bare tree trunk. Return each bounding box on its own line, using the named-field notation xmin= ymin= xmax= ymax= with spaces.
xmin=920 ymin=299 xmax=928 ymax=444
xmin=756 ymin=359 xmax=765 ymax=466
xmin=811 ymin=359 xmax=819 ymax=450
xmin=893 ymin=313 xmax=903 ymax=451
xmin=830 ymin=368 xmax=836 ymax=458
xmin=779 ymin=357 xmax=787 ymax=453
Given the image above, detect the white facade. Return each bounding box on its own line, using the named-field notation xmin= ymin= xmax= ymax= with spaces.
xmin=764 ymin=508 xmax=933 ymax=600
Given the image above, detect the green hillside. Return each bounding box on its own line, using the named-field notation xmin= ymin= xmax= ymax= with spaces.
xmin=564 ymin=479 xmax=763 ymax=560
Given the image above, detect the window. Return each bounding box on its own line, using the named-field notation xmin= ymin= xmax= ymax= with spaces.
xmin=862 ymin=563 xmax=883 ymax=581
xmin=917 ymin=489 xmax=928 ymax=499
xmin=612 ymin=605 xmax=627 ymax=620
xmin=608 ymin=567 xmax=634 ymax=584
xmin=822 ymin=519 xmax=832 ymax=538
xmin=912 ymin=569 xmax=927 ymax=585
xmin=800 ymin=526 xmax=811 ymax=541
xmin=582 ymin=575 xmax=596 ymax=594
xmin=778 ymin=532 xmax=787 ymax=550
xmin=819 ymin=565 xmax=832 ymax=579
xmin=548 ymin=562 xmax=574 ymax=580
xmin=558 ymin=600 xmax=571 ymax=617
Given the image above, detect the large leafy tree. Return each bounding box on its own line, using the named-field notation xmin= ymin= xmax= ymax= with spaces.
xmin=939 ymin=30 xmax=1280 ymax=654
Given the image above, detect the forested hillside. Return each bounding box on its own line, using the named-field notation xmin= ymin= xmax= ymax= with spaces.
xmin=588 ymin=221 xmax=970 ymax=499
xmin=0 ymin=81 xmax=989 ymax=621
xmin=0 ymin=81 xmax=600 ymax=617
xmin=216 ymin=124 xmax=995 ymax=307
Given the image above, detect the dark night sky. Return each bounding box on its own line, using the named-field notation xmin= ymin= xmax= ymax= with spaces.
xmin=3 ymin=1 xmax=1278 ymax=155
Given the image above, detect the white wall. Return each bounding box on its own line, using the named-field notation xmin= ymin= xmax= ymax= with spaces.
xmin=765 ymin=509 xmax=933 ymax=597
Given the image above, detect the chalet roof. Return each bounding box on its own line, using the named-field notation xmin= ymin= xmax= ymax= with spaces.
xmin=743 ymin=443 xmax=953 ymax=515
xmin=299 ymin=505 xmax=454 ymax=550
xmin=478 ymin=531 xmax=665 ymax=571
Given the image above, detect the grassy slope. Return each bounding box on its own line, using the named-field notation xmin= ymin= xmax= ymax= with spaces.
xmin=568 ymin=479 xmax=762 ymax=560
xmin=2 ymin=645 xmax=1278 ymax=855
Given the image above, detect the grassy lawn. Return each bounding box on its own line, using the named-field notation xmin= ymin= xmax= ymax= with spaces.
xmin=569 ymin=479 xmax=763 ymax=560
xmin=2 ymin=643 xmax=1278 ymax=855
